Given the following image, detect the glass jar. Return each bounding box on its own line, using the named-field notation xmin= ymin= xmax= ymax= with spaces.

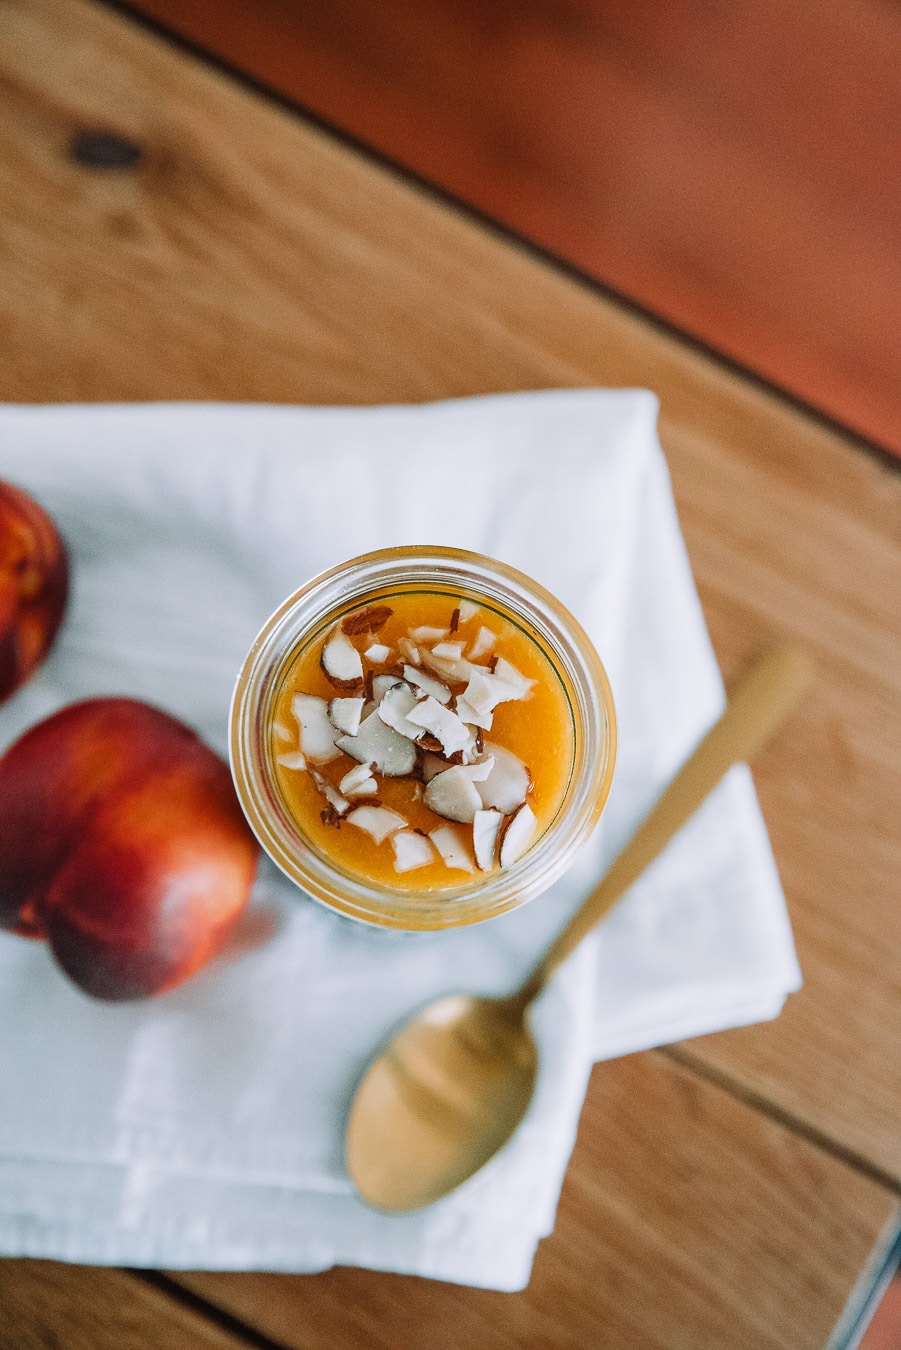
xmin=229 ymin=546 xmax=616 ymax=929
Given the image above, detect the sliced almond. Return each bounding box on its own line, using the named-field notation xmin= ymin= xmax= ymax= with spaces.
xmin=364 ymin=642 xmax=392 ymax=663
xmin=467 ymin=625 xmax=497 ymax=660
xmin=346 ymin=805 xmax=407 ymax=844
xmin=276 ymin=749 xmax=308 ymax=771
xmin=474 ymin=743 xmax=531 ymax=814
xmin=431 ymin=640 xmax=465 ymax=661
xmin=328 ymin=696 xmax=365 ymax=737
xmin=397 ymin=636 xmax=421 ymax=665
xmin=291 ymin=693 xmax=340 ymax=763
xmin=336 ymin=710 xmax=417 ymax=777
xmin=339 ymin=762 xmax=379 ymax=796
xmin=341 ymin=604 xmax=393 ymax=636
xmin=392 ymin=830 xmax=435 ymax=873
xmin=473 ymin=808 xmax=503 ymax=870
xmin=406 ymin=696 xmax=473 ymax=757
xmin=454 ymin=696 xmax=493 ymax=732
xmin=321 ymin=628 xmax=364 ymax=689
xmin=423 ymin=763 xmax=484 ymax=823
xmin=371 ymin=673 xmax=401 ymax=704
xmin=418 ymin=647 xmax=473 ymax=683
xmin=377 ymin=681 xmax=424 ymax=741
xmin=492 ymin=657 xmax=535 ymax=699
xmin=420 ymin=751 xmax=448 ymax=783
xmin=461 ymin=667 xmax=532 ymax=720
xmin=429 ymin=824 xmax=476 ymax=873
xmin=499 ymin=803 xmax=537 ymax=867
xmin=309 ymin=768 xmax=350 ymax=817
xmin=409 ymin=625 xmax=449 ymax=643
xmin=403 ymin=664 xmax=452 ymax=705
xmin=457 ymin=669 xmax=497 ymax=716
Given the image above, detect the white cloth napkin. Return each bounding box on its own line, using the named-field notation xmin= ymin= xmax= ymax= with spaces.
xmin=0 ymin=391 xmax=800 ymax=1290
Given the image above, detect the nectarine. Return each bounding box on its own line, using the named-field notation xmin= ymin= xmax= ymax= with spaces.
xmin=0 ymin=480 xmax=68 ymax=703
xmin=0 ymin=699 xmax=260 ymax=999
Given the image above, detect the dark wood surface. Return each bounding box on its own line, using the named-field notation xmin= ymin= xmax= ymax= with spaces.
xmin=124 ymin=0 xmax=901 ymax=457
xmin=0 ymin=0 xmax=899 ymax=1345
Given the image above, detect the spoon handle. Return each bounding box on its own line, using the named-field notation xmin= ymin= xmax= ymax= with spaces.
xmin=516 ymin=642 xmax=812 ymax=1006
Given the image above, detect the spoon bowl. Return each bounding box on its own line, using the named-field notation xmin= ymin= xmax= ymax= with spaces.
xmin=347 ymin=993 xmax=537 ymax=1212
xmin=346 ymin=643 xmax=811 ymax=1212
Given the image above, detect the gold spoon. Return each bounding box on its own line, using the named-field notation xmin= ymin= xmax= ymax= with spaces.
xmin=346 ymin=643 xmax=812 ymax=1212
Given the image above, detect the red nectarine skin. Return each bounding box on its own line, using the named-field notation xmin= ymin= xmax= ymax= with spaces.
xmin=0 ymin=481 xmax=69 ymax=703
xmin=0 ymin=699 xmax=260 ymax=998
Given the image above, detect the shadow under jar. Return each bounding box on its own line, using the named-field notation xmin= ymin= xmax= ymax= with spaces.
xmin=229 ymin=547 xmax=616 ymax=930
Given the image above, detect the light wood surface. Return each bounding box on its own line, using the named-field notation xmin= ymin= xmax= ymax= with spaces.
xmin=0 ymin=1261 xmax=246 ymax=1349
xmin=0 ymin=0 xmax=899 ymax=1345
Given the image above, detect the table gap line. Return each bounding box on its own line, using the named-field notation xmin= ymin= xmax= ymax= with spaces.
xmin=659 ymin=1045 xmax=901 ymax=1196
xmin=132 ymin=1270 xmax=294 ymax=1350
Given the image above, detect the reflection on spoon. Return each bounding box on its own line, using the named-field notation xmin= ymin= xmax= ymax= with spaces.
xmin=346 ymin=643 xmax=812 ymax=1212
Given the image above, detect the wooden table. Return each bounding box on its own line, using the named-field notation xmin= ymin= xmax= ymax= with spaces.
xmin=1 ymin=1 xmax=899 ymax=1345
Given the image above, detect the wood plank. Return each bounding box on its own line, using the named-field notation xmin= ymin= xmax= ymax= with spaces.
xmin=174 ymin=1053 xmax=900 ymax=1350
xmin=665 ymin=417 xmax=901 ymax=1180
xmin=123 ymin=0 xmax=901 ymax=456
xmin=0 ymin=1260 xmax=251 ymax=1349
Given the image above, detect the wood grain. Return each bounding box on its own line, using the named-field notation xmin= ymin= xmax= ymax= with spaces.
xmin=0 ymin=1261 xmax=249 ymax=1349
xmin=124 ymin=0 xmax=901 ymax=456
xmin=174 ymin=1054 xmax=899 ymax=1350
xmin=0 ymin=0 xmax=899 ymax=1345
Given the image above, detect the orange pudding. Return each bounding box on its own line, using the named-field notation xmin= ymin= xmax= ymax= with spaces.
xmin=270 ymin=589 xmax=575 ymax=892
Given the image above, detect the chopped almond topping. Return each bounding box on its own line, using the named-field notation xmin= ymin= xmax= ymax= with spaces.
xmin=341 ymin=605 xmax=393 ymax=635
xmin=406 ymin=696 xmax=473 ymax=758
xmin=280 ymin=592 xmax=554 ymax=882
xmin=499 ymin=803 xmax=537 ymax=867
xmin=468 ymin=626 xmax=496 ymax=660
xmin=309 ymin=767 xmax=350 ymax=817
xmin=429 ymin=824 xmax=476 ymax=873
xmin=423 ymin=759 xmax=494 ymax=823
xmin=276 ymin=750 xmax=308 ymax=771
xmin=431 ymin=640 xmax=464 ymax=661
xmin=397 ymin=636 xmax=421 ymax=665
xmin=377 ymin=680 xmax=424 ymax=741
xmin=423 ymin=767 xmax=479 ymax=823
xmin=492 ymin=657 xmax=535 ymax=699
xmin=340 ymin=762 xmax=379 ymax=797
xmin=321 ymin=628 xmax=364 ymax=689
xmin=473 ymin=808 xmax=503 ymax=870
xmin=336 ymin=710 xmax=417 ymax=777
xmin=404 ymin=664 xmax=452 ymax=704
xmin=392 ymin=830 xmax=435 ymax=873
xmin=328 ymin=696 xmax=364 ymax=737
xmin=292 ymin=693 xmax=341 ymax=763
xmin=474 ymin=743 xmax=531 ymax=814
xmin=347 ymin=804 xmax=407 ymax=844
xmin=410 ymin=625 xmax=449 ymax=643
